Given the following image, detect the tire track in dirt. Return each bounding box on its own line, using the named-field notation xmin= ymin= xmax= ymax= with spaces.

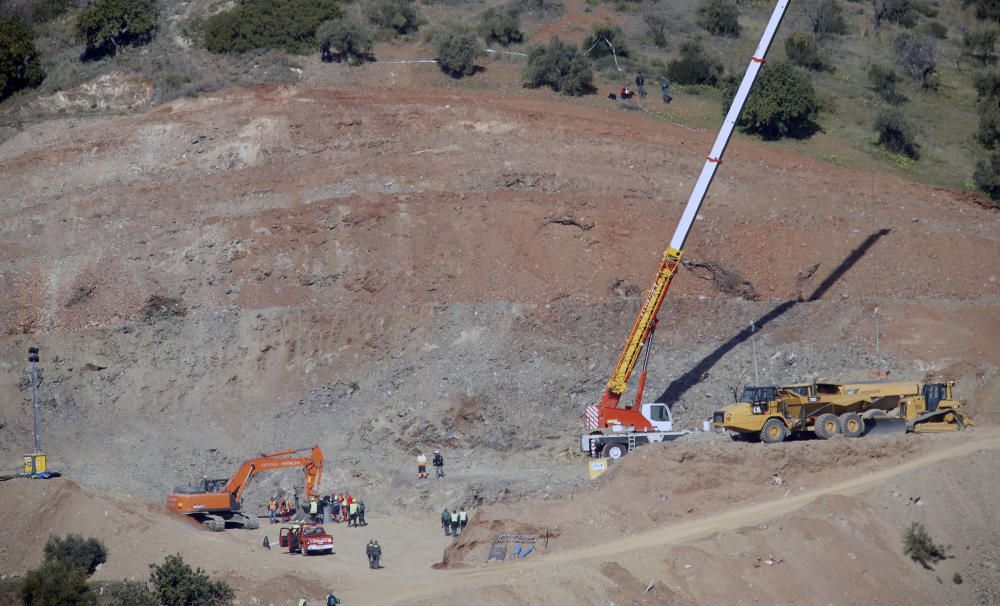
xmin=383 ymin=432 xmax=1000 ymax=604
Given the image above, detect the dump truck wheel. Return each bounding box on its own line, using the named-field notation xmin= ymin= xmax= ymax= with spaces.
xmin=814 ymin=414 xmax=841 ymax=439
xmin=840 ymin=412 xmax=864 ymax=438
xmin=760 ymin=418 xmax=788 ymax=444
xmin=602 ymin=443 xmax=627 ymax=459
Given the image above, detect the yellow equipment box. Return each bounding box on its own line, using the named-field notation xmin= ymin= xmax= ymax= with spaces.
xmin=23 ymin=453 xmax=46 ymax=474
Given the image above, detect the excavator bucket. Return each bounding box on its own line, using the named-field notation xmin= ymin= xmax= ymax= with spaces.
xmin=863 ymin=416 xmax=907 ymax=436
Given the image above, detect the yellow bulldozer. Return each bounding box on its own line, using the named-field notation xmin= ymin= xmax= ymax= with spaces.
xmin=713 ymin=381 xmax=973 ymax=443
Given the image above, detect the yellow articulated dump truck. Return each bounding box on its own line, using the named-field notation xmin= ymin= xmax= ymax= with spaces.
xmin=713 ymin=381 xmax=973 ymax=443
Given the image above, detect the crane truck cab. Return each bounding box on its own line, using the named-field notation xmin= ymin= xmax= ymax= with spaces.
xmin=581 ymin=402 xmax=687 ymax=459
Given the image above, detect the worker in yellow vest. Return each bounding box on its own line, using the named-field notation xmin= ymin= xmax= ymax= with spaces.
xmin=458 ymin=508 xmax=468 ymax=533
xmin=348 ymin=500 xmax=359 ymax=527
xmin=309 ymin=496 xmax=319 ymax=522
xmin=340 ymin=494 xmax=349 ymax=522
xmin=449 ymin=509 xmax=459 ymax=537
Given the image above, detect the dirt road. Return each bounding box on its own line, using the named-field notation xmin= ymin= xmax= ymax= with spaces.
xmin=375 ymin=431 xmax=1000 ymax=605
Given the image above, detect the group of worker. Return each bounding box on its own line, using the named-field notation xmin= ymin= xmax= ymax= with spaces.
xmin=268 ymin=493 xmax=367 ymax=527
xmin=416 ymin=450 xmax=445 ymax=479
xmin=268 ymin=493 xmax=300 ymax=523
xmin=297 ymin=594 xmax=341 ymax=606
xmin=616 ymin=73 xmax=672 ymax=105
xmin=441 ymin=507 xmax=469 ymax=537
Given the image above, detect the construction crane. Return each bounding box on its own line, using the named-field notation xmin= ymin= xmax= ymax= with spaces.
xmin=582 ymin=0 xmax=792 ymax=460
xmin=167 ymin=446 xmax=323 ymax=531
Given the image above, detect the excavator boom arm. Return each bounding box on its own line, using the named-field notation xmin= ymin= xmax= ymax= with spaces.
xmin=223 ymin=446 xmax=324 ymax=504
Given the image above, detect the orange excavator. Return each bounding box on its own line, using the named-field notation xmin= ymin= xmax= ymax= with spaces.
xmin=167 ymin=446 xmax=323 ymax=531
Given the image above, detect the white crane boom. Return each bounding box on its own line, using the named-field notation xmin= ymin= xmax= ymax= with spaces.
xmin=669 ymin=0 xmax=791 ymax=252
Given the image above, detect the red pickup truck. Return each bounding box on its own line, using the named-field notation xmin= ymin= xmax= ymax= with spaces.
xmin=279 ymin=524 xmax=334 ymax=555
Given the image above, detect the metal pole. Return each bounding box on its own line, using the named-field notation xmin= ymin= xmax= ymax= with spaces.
xmin=29 ymin=347 xmax=41 ymax=453
xmin=874 ymin=307 xmax=880 ymax=372
xmin=750 ymin=322 xmax=760 ymax=386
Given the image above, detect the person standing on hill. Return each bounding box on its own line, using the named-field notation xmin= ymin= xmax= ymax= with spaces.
xmin=660 ymin=76 xmax=672 ymax=104
xmin=635 ymin=72 xmax=646 ymax=98
xmin=417 ymin=453 xmax=428 ymax=479
xmin=268 ymin=496 xmax=278 ymax=524
xmin=441 ymin=507 xmax=452 ymax=536
xmin=449 ymin=510 xmax=460 ymax=537
xmin=432 ymin=450 xmax=445 ymax=478
xmin=358 ymin=500 xmax=367 ymax=526
xmin=371 ymin=540 xmax=382 ymax=569
xmin=366 ymin=539 xmax=376 ymax=568
xmin=458 ymin=507 xmax=468 ymax=534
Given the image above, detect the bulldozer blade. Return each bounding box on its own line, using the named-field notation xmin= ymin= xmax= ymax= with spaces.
xmin=863 ymin=416 xmax=907 ymax=436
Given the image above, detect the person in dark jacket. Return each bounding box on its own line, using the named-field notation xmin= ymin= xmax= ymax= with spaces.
xmin=326 ymin=592 xmax=341 ymax=606
xmin=660 ymin=76 xmax=672 ymax=104
xmin=371 ymin=540 xmax=382 ymax=569
xmin=432 ymin=450 xmax=445 ymax=478
xmin=441 ymin=507 xmax=452 ymax=536
xmin=635 ymin=72 xmax=646 ymax=98
xmin=366 ymin=539 xmax=376 ymax=568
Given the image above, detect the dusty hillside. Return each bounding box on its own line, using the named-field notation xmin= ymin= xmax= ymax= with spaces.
xmin=1 ymin=85 xmax=998 ymax=510
xmin=2 ymin=432 xmax=998 ymax=605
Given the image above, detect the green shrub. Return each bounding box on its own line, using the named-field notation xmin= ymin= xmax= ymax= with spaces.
xmin=868 ymin=64 xmax=906 ymax=104
xmin=0 ymin=17 xmax=44 ymax=100
xmin=975 ymin=70 xmax=1000 ymax=100
xmin=803 ymin=0 xmax=848 ymax=39
xmin=433 ymin=23 xmax=482 ymax=77
xmin=523 ymin=37 xmax=594 ymax=95
xmin=785 ymin=32 xmax=826 ymax=70
xmin=317 ymin=16 xmax=375 ymax=64
xmin=3 ymin=0 xmax=76 ymax=25
xmin=978 ymin=104 xmax=1000 ymax=148
xmin=921 ymin=20 xmax=947 ymax=39
xmin=902 ymin=522 xmax=949 ymax=569
xmin=697 ymin=0 xmax=740 ymax=37
xmin=507 ymin=0 xmax=565 ymax=19
xmin=965 ymin=0 xmax=1000 ymax=21
xmin=478 ymin=8 xmax=522 ymax=46
xmin=43 ymin=535 xmax=107 ymax=576
xmin=894 ymin=32 xmax=936 ymax=88
xmin=204 ymin=0 xmax=340 ymax=54
xmin=961 ymin=28 xmax=998 ymax=64
xmin=976 ymin=73 xmax=1000 ymax=148
xmin=364 ymin=0 xmax=421 ymax=35
xmin=20 ymin=560 xmax=96 ymax=606
xmin=150 ymin=554 xmax=234 ymax=606
xmin=722 ymin=61 xmax=819 ymax=139
xmin=666 ymin=39 xmax=723 ymax=85
xmin=76 ymin=0 xmax=158 ymax=58
xmin=874 ymin=107 xmax=919 ymax=157
xmin=582 ymin=22 xmax=629 ymax=57
xmin=975 ymin=150 xmax=1000 ymax=201
xmin=110 ymin=581 xmax=157 ymax=606
xmin=882 ymin=0 xmax=917 ymax=27
xmin=643 ymin=11 xmax=667 ymax=48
